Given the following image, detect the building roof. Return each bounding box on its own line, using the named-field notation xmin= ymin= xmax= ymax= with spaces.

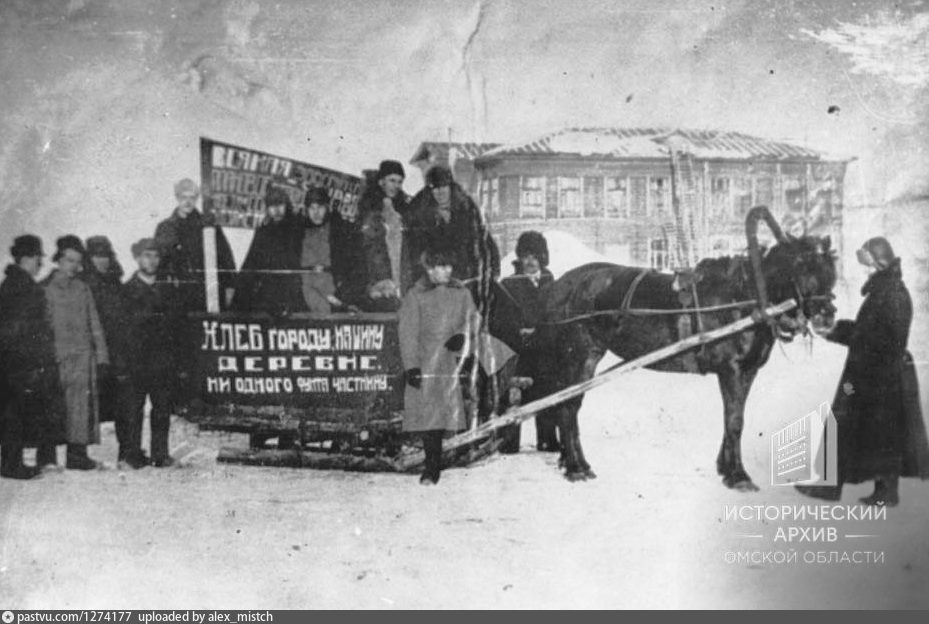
xmin=474 ymin=127 xmax=852 ymax=163
xmin=409 ymin=141 xmax=501 ymax=165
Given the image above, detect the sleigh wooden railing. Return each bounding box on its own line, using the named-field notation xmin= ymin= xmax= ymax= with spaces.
xmin=393 ymin=298 xmax=799 ymax=470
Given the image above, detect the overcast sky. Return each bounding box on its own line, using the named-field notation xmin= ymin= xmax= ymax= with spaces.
xmin=1 ymin=0 xmax=926 ymax=261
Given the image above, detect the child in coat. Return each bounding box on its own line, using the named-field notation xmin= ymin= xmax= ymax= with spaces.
xmin=398 ymin=247 xmax=480 ymax=484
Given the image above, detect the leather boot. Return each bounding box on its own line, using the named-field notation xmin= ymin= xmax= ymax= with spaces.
xmin=66 ymin=444 xmax=99 ymax=471
xmin=1 ymin=444 xmax=41 ymax=480
xmin=860 ymin=474 xmax=899 ymax=507
xmin=420 ymin=431 xmax=443 ymax=485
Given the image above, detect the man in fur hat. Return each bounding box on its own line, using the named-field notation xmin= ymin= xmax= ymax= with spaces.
xmin=355 ymin=160 xmax=407 ymax=311
xmin=499 ymin=231 xmax=558 ymax=452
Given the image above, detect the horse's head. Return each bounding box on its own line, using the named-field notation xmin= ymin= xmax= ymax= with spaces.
xmin=745 ymin=206 xmax=837 ymax=339
xmin=763 ymin=235 xmax=838 ymax=335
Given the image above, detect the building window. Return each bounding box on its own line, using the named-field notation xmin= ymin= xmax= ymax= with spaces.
xmin=558 ymin=177 xmax=582 ymax=218
xmin=649 ymin=238 xmax=670 ymax=271
xmin=709 ymin=177 xmax=731 ymax=221
xmin=755 ymin=176 xmax=774 ymax=209
xmin=605 ymin=177 xmax=629 ymax=218
xmin=519 ymin=176 xmax=545 ymax=219
xmin=584 ymin=176 xmax=603 ymax=218
xmin=733 ymin=177 xmax=752 ymax=218
xmin=648 ymin=177 xmax=670 ymax=217
xmin=481 ymin=177 xmax=499 ymax=217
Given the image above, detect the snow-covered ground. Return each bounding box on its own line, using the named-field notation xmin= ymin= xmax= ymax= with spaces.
xmin=2 ymin=338 xmax=928 ymax=609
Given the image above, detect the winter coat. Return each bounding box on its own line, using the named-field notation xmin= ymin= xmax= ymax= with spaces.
xmin=81 ymin=262 xmax=129 ymax=373
xmin=358 ymin=185 xmax=409 ymax=288
xmin=43 ymin=270 xmax=110 ymax=445
xmin=827 ymin=259 xmax=929 ymax=482
xmin=330 ymin=211 xmax=369 ymax=308
xmin=154 ymin=208 xmax=236 ymax=312
xmin=0 ymin=264 xmax=64 ymax=446
xmin=398 ymin=277 xmax=480 ymax=432
xmin=299 ymin=221 xmax=336 ymax=314
xmin=121 ymin=272 xmax=181 ymax=382
xmin=402 ymin=183 xmax=500 ymax=313
xmin=498 ymin=268 xmax=556 ymax=396
xmin=231 ymin=213 xmax=307 ymax=316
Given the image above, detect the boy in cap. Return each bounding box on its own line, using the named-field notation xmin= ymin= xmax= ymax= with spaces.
xmin=0 ymin=235 xmax=61 ymax=479
xmin=119 ymin=238 xmax=181 ymax=468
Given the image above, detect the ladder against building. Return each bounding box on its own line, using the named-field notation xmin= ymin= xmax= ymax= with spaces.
xmin=668 ymin=144 xmax=701 ymax=268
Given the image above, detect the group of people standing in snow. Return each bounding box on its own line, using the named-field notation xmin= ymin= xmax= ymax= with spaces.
xmin=0 ymin=160 xmax=559 ymax=486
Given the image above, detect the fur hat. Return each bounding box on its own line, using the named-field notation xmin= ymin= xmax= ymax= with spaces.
xmin=10 ymin=234 xmax=44 ymax=260
xmin=305 ymin=186 xmax=331 ymax=207
xmin=174 ymin=178 xmax=200 ymax=197
xmin=377 ymin=160 xmax=405 ymax=180
xmin=131 ymin=238 xmax=159 ymax=258
xmin=425 ymin=165 xmax=454 ymax=188
xmin=85 ymin=235 xmax=115 ymax=258
xmin=265 ymin=185 xmax=291 ymax=208
xmin=857 ymin=236 xmax=897 ymax=270
xmin=53 ymin=234 xmax=85 ymax=262
xmin=421 ymin=245 xmax=455 ymax=268
xmin=515 ymin=230 xmax=549 ymax=268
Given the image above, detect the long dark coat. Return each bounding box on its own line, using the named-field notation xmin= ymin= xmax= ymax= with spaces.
xmin=81 ymin=262 xmax=128 ymax=371
xmin=121 ymin=272 xmax=180 ymax=381
xmin=330 ymin=211 xmax=369 ymax=308
xmin=0 ymin=264 xmax=64 ymax=446
xmin=154 ymin=208 xmax=236 ymax=312
xmin=43 ymin=270 xmax=109 ymax=445
xmin=401 ymin=183 xmax=500 ymax=313
xmin=231 ymin=213 xmax=307 ymax=315
xmin=398 ymin=278 xmax=480 ymax=433
xmin=827 ymin=260 xmax=929 ymax=483
xmin=499 ymin=267 xmax=557 ymax=401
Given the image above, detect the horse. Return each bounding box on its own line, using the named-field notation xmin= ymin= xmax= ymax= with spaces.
xmin=533 ymin=206 xmax=838 ymax=489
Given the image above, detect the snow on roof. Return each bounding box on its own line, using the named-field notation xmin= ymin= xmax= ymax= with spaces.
xmin=478 ymin=127 xmax=851 ymax=162
xmin=409 ymin=141 xmax=501 ymax=164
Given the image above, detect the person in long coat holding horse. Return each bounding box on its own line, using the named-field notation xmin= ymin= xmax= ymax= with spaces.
xmin=798 ymin=237 xmax=929 ymax=506
xmin=41 ymin=235 xmax=109 ymax=470
xmin=0 ymin=235 xmax=63 ymax=479
xmin=399 ymin=246 xmax=480 ymax=485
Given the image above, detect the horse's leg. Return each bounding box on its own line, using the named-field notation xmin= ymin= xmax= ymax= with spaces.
xmin=559 ymin=340 xmax=603 ymax=482
xmin=716 ymin=366 xmax=760 ymax=492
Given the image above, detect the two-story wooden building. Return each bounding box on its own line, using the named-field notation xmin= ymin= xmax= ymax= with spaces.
xmin=410 ymin=127 xmax=852 ymax=272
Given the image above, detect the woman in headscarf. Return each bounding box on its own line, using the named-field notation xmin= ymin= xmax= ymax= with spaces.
xmin=798 ymin=237 xmax=929 ymax=506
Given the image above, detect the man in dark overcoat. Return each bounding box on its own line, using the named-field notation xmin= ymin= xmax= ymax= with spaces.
xmin=0 ymin=235 xmax=62 ymax=479
xmin=498 ymin=231 xmax=558 ymax=453
xmin=81 ymin=235 xmax=128 ymax=425
xmin=355 ymin=160 xmax=407 ymax=311
xmin=797 ymin=237 xmax=929 ymax=506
